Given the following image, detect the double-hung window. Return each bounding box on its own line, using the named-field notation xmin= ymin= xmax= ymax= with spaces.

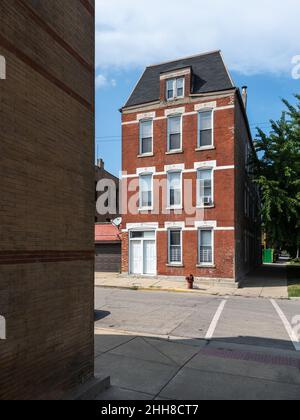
xmin=140 ymin=120 xmax=153 ymax=155
xmin=167 ymin=171 xmax=182 ymax=209
xmin=168 ymin=229 xmax=182 ymax=265
xmin=199 ymin=229 xmax=213 ymax=266
xmin=197 ymin=169 xmax=213 ymax=207
xmin=198 ymin=110 xmax=213 ymax=148
xmin=168 ymin=115 xmax=182 ymax=152
xmin=166 ymin=77 xmax=184 ymax=100
xmin=139 ymin=174 xmax=153 ymax=210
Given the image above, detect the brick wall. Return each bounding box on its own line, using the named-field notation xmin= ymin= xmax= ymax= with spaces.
xmin=234 ymin=96 xmax=261 ymax=281
xmin=0 ymin=0 xmax=95 ymax=400
xmin=121 ymin=94 xmax=237 ymax=280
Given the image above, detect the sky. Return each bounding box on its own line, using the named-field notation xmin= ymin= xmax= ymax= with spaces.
xmin=95 ymin=0 xmax=300 ymax=176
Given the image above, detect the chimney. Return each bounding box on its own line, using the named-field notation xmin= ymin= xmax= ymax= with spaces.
xmin=242 ymin=86 xmax=248 ymax=110
xmin=97 ymin=158 xmax=104 ymax=170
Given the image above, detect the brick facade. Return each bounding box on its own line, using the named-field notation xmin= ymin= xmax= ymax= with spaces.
xmin=121 ymin=54 xmax=260 ymax=284
xmin=0 ymin=0 xmax=95 ymax=400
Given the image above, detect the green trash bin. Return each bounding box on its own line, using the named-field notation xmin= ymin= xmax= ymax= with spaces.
xmin=263 ymin=249 xmax=274 ymax=264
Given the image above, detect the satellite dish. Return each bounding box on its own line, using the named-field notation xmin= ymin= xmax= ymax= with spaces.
xmin=112 ymin=217 xmax=122 ymax=227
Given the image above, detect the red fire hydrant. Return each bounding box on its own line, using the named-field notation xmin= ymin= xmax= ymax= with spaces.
xmin=186 ymin=274 xmax=195 ymax=290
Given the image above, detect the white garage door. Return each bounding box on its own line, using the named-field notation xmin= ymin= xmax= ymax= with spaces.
xmin=130 ymin=231 xmax=156 ymax=276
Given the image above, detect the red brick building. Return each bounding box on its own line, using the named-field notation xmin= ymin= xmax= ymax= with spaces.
xmin=120 ymin=51 xmax=261 ymax=286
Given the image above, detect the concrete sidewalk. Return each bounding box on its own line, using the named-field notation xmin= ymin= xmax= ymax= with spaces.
xmin=95 ymin=264 xmax=288 ymax=299
xmin=94 ymin=329 xmax=300 ymax=400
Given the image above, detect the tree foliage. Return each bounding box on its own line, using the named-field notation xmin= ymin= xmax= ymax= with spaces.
xmin=253 ymin=95 xmax=300 ymax=257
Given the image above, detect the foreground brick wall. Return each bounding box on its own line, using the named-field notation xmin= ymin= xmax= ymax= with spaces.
xmin=0 ymin=0 xmax=95 ymax=400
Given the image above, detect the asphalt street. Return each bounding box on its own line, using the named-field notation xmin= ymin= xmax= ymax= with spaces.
xmin=95 ymin=288 xmax=300 ymax=351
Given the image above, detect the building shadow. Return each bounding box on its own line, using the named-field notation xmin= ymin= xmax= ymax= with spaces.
xmin=240 ymin=263 xmax=288 ymax=289
xmin=94 ymin=310 xmax=111 ymax=322
xmin=93 ymin=332 xmax=300 ymax=400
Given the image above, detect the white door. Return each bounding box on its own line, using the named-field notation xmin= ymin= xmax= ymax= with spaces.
xmin=130 ymin=240 xmax=143 ymax=275
xmin=143 ymin=240 xmax=156 ymax=275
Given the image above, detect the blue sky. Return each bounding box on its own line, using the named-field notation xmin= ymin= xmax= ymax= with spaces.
xmin=95 ymin=0 xmax=300 ymax=177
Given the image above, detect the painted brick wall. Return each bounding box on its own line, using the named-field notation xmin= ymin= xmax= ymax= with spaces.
xmin=0 ymin=0 xmax=95 ymax=400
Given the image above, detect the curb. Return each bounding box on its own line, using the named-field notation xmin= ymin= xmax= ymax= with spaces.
xmin=95 ymin=284 xmax=289 ymax=300
xmin=96 ymin=284 xmax=217 ymax=295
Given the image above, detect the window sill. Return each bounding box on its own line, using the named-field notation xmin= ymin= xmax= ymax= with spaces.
xmin=166 ymin=150 xmax=184 ymax=155
xmin=166 ymin=97 xmax=184 ymax=102
xmin=138 ymin=208 xmax=153 ymax=212
xmin=197 ymin=265 xmax=216 ymax=269
xmin=166 ymin=264 xmax=184 ymax=268
xmin=137 ymin=153 xmax=154 ymax=158
xmin=195 ymin=146 xmax=215 ymax=152
xmin=196 ymin=205 xmax=215 ymax=209
xmin=166 ymin=207 xmax=183 ymax=211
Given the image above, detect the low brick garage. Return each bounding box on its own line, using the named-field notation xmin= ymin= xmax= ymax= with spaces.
xmin=0 ymin=0 xmax=95 ymax=400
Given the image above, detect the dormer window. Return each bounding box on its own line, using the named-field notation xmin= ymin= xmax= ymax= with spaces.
xmin=166 ymin=77 xmax=185 ymax=100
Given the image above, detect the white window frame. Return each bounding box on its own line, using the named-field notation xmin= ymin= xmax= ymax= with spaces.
xmin=198 ymin=228 xmax=214 ymax=267
xmin=167 ymin=114 xmax=183 ymax=153
xmin=168 ymin=228 xmax=183 ymax=266
xmin=166 ymin=77 xmax=185 ymax=101
xmin=197 ymin=167 xmax=214 ymax=208
xmin=139 ymin=119 xmax=153 ymax=156
xmin=197 ymin=109 xmax=214 ymax=149
xmin=167 ymin=170 xmax=183 ymax=210
xmin=129 ymin=229 xmax=157 ymax=276
xmin=139 ymin=172 xmax=154 ymax=211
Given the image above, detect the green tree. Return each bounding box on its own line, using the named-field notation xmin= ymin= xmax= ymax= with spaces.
xmin=253 ymin=95 xmax=300 ymax=258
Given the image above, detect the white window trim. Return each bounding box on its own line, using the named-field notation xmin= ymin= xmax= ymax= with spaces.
xmin=139 ymin=119 xmax=153 ymax=156
xmin=167 ymin=170 xmax=183 ymax=210
xmin=194 ymin=102 xmax=217 ymax=111
xmin=126 ymin=223 xmax=159 ymax=231
xmin=197 ymin=108 xmax=214 ymax=149
xmin=166 ymin=77 xmax=185 ymax=101
xmin=196 ymin=167 xmax=215 ymax=208
xmin=198 ymin=228 xmax=215 ymax=267
xmin=139 ymin=172 xmax=154 ymax=211
xmin=168 ymin=228 xmax=183 ymax=266
xmin=167 ymin=114 xmax=183 ymax=153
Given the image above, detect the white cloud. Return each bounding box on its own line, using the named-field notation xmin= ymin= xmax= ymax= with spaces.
xmin=95 ymin=0 xmax=300 ymax=76
xmin=95 ymin=73 xmax=117 ymax=89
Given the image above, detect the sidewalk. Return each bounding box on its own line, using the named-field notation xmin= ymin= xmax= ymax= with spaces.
xmin=95 ymin=264 xmax=288 ymax=299
xmin=94 ymin=329 xmax=300 ymax=400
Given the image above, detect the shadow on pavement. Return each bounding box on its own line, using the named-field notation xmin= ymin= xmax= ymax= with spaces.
xmin=93 ymin=332 xmax=300 ymax=401
xmin=241 ymin=263 xmax=287 ymax=289
xmin=94 ymin=310 xmax=111 ymax=322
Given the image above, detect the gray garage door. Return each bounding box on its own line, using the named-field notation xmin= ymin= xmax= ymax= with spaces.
xmin=95 ymin=243 xmax=121 ymax=272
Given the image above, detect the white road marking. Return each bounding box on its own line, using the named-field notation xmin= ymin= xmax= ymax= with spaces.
xmin=205 ymin=299 xmax=227 ymax=340
xmin=270 ymin=299 xmax=300 ymax=351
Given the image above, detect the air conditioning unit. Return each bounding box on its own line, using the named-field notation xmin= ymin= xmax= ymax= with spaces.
xmin=203 ymin=196 xmax=212 ymax=206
